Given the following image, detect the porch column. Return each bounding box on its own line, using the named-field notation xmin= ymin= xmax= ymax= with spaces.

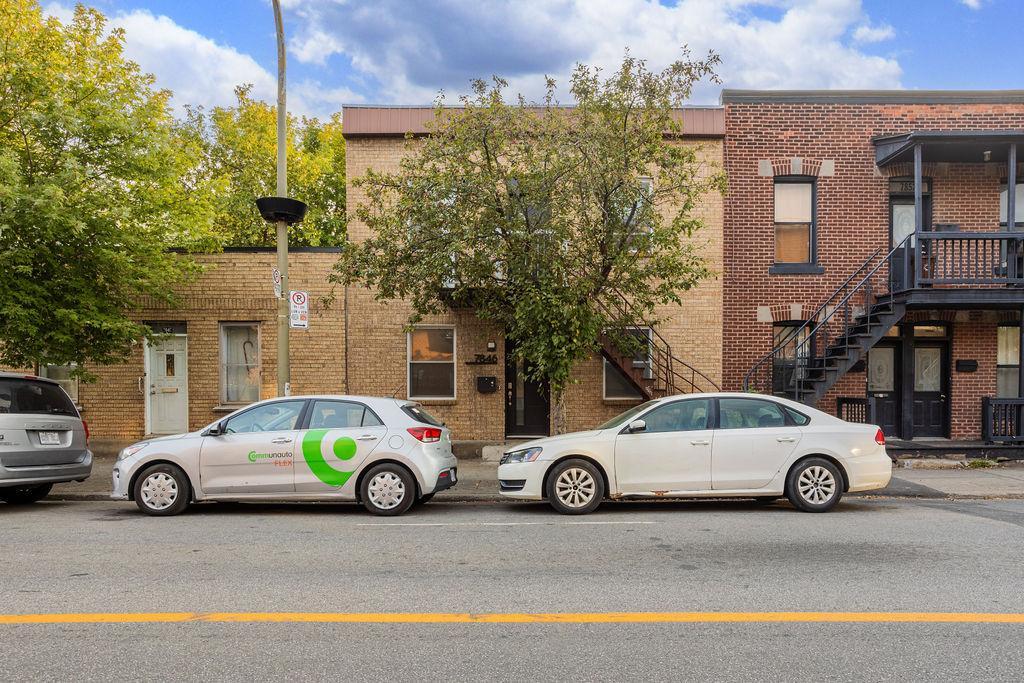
xmin=913 ymin=143 xmax=923 ymax=289
xmin=1009 ymin=143 xmax=1017 ymax=231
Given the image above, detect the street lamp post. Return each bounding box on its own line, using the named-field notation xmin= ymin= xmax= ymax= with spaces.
xmin=256 ymin=0 xmax=306 ymax=397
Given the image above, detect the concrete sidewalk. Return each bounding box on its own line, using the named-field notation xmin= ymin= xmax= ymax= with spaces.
xmin=48 ymin=456 xmax=1024 ymax=502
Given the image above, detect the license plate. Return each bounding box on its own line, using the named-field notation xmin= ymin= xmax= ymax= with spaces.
xmin=38 ymin=431 xmax=60 ymax=445
xmin=449 ymin=468 xmax=457 ymax=484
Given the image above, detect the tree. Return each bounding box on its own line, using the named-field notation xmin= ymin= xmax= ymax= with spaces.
xmin=333 ymin=51 xmax=727 ymax=432
xmin=181 ymin=85 xmax=346 ymax=247
xmin=0 ymin=1 xmax=213 ymax=375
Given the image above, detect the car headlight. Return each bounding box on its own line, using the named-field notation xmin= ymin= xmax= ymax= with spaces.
xmin=500 ymin=447 xmax=543 ymax=465
xmin=117 ymin=442 xmax=149 ymax=461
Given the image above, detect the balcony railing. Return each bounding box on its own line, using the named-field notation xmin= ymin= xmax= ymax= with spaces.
xmin=915 ymin=232 xmax=1024 ymax=287
xmin=837 ymin=397 xmax=874 ymax=424
xmin=982 ymin=397 xmax=1024 ymax=443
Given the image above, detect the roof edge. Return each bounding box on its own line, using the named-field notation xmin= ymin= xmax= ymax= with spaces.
xmin=721 ymin=89 xmax=1024 ymax=105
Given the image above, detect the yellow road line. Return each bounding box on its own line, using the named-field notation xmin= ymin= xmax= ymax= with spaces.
xmin=2 ymin=612 xmax=1024 ymax=625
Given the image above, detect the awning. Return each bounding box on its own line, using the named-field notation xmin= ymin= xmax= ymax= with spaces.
xmin=873 ymin=130 xmax=1024 ymax=167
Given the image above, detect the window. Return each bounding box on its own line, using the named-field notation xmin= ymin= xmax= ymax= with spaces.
xmin=913 ymin=324 xmax=947 ymax=337
xmin=408 ymin=327 xmax=456 ymax=399
xmin=639 ymin=399 xmax=711 ymax=433
xmin=223 ymin=400 xmax=304 ymax=434
xmin=772 ymin=323 xmax=809 ymax=394
xmin=402 ymin=404 xmax=443 ymax=427
xmin=998 ymin=325 xmax=1020 ymax=398
xmin=220 ymin=323 xmax=260 ymax=404
xmin=40 ymin=364 xmax=79 ymax=405
xmin=603 ymin=327 xmax=653 ymax=400
xmin=1000 ymin=182 xmax=1024 ymax=226
xmin=774 ymin=179 xmax=814 ymax=264
xmin=0 ymin=378 xmax=78 ymax=416
xmin=308 ymin=400 xmax=383 ymax=430
xmin=718 ymin=398 xmax=788 ymax=429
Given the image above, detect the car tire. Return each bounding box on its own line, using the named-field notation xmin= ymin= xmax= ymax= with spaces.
xmin=133 ymin=463 xmax=191 ymax=516
xmin=361 ymin=463 xmax=416 ymax=516
xmin=0 ymin=483 xmax=53 ymax=505
xmin=786 ymin=458 xmax=843 ymax=513
xmin=545 ymin=459 xmax=604 ymax=515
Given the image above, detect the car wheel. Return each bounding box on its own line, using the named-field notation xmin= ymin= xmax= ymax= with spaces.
xmin=545 ymin=459 xmax=604 ymax=515
xmin=0 ymin=483 xmax=53 ymax=505
xmin=133 ymin=464 xmax=191 ymax=516
xmin=361 ymin=464 xmax=416 ymax=516
xmin=786 ymin=458 xmax=843 ymax=512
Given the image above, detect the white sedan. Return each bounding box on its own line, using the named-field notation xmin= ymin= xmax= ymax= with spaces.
xmin=497 ymin=393 xmax=891 ymax=514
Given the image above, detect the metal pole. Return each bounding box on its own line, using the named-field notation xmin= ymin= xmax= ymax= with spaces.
xmin=273 ymin=0 xmax=289 ymax=397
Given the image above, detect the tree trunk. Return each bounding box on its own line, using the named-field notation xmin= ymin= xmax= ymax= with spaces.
xmin=553 ymin=388 xmax=567 ymax=435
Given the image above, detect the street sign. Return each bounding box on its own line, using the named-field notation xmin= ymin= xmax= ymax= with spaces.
xmin=272 ymin=268 xmax=282 ymax=298
xmin=289 ymin=290 xmax=309 ymax=329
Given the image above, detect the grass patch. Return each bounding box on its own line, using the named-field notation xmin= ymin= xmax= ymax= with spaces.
xmin=967 ymin=459 xmax=997 ymax=468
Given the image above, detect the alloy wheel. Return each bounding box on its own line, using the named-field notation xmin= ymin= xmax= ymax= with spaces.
xmin=797 ymin=465 xmax=836 ymax=505
xmin=140 ymin=472 xmax=179 ymax=511
xmin=368 ymin=471 xmax=406 ymax=510
xmin=554 ymin=467 xmax=596 ymax=509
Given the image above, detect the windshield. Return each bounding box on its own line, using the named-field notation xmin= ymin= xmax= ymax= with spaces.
xmin=594 ymin=401 xmax=657 ymax=431
xmin=0 ymin=378 xmax=78 ymax=417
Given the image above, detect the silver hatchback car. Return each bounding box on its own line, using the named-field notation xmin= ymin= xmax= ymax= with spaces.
xmin=112 ymin=395 xmax=458 ymax=516
xmin=0 ymin=373 xmax=92 ymax=504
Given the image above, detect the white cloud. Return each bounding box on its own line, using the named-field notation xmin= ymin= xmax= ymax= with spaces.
xmin=852 ymin=22 xmax=895 ymax=43
xmin=43 ymin=4 xmax=357 ymax=118
xmin=286 ymin=0 xmax=903 ymax=104
xmin=960 ymin=0 xmax=984 ymax=9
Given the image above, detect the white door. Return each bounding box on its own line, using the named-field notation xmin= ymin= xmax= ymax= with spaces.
xmin=614 ymin=398 xmax=713 ymax=493
xmin=712 ymin=397 xmax=802 ymax=490
xmin=199 ymin=399 xmax=305 ymax=495
xmin=148 ymin=336 xmax=188 ymax=434
xmin=294 ymin=400 xmax=387 ymax=494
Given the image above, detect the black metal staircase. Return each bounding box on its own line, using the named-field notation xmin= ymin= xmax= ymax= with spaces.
xmin=743 ymin=235 xmax=912 ymax=405
xmin=597 ymin=291 xmax=720 ymax=400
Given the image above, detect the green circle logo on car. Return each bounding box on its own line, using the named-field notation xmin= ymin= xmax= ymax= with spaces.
xmin=302 ymin=429 xmax=358 ymax=487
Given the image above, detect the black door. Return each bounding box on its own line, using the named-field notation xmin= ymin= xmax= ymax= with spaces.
xmin=911 ymin=341 xmax=948 ymax=438
xmin=867 ymin=342 xmax=901 ymax=437
xmin=505 ymin=341 xmax=550 ymax=437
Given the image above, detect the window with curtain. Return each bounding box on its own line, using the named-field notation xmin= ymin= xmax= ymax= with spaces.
xmin=774 ymin=180 xmax=814 ymax=264
xmin=220 ymin=323 xmax=260 ymax=404
xmin=408 ymin=327 xmax=456 ymax=399
xmin=998 ymin=324 xmax=1020 ymax=398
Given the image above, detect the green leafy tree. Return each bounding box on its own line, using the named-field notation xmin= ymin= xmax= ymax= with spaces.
xmin=334 ymin=52 xmax=726 ymax=431
xmin=182 ymin=85 xmax=346 ymax=247
xmin=0 ymin=1 xmax=212 ymax=375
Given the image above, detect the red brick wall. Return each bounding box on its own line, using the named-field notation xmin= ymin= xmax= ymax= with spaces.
xmin=723 ymin=100 xmax=1024 ymax=435
xmin=950 ymin=319 xmax=998 ymax=440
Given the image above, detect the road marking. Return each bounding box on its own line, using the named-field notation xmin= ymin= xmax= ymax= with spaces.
xmin=355 ymin=521 xmax=657 ymax=527
xmin=3 ymin=612 xmax=1024 ymax=625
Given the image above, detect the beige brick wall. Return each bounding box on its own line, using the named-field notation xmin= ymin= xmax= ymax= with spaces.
xmin=345 ymin=133 xmax=724 ymax=438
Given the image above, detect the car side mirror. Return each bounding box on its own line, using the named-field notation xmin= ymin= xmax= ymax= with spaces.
xmin=627 ymin=419 xmax=647 ymax=433
xmin=203 ymin=421 xmax=225 ymax=437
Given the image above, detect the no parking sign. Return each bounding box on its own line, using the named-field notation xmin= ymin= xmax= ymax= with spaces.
xmin=289 ymin=290 xmax=309 ymax=329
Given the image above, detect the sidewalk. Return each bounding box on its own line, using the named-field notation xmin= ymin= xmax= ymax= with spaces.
xmin=49 ymin=456 xmax=1024 ymax=502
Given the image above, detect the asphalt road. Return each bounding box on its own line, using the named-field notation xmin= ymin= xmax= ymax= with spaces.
xmin=3 ymin=497 xmax=1024 ymax=680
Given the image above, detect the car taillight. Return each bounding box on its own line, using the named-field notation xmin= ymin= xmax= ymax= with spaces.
xmin=407 ymin=427 xmax=442 ymax=443
xmin=83 ymin=420 xmax=90 ymax=446
xmin=874 ymin=428 xmax=885 ymax=446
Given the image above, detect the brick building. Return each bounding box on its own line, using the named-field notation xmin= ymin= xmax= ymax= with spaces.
xmin=24 ymin=105 xmax=725 ymax=450
xmin=721 ymin=90 xmax=1024 ymax=443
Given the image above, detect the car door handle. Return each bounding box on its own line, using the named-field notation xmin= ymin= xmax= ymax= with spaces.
xmin=690 ymin=439 xmax=710 ymax=446
xmin=356 ymin=435 xmax=379 ymax=441
xmin=777 ymin=436 xmax=797 ymax=443
xmin=270 ymin=437 xmax=293 ymax=444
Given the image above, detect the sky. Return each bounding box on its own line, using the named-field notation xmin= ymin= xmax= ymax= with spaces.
xmin=43 ymin=0 xmax=1024 ymax=119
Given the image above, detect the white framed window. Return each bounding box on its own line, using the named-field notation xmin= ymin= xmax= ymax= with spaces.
xmin=1000 ymin=182 xmax=1024 ymax=226
xmin=408 ymin=326 xmax=456 ymax=399
xmin=220 ymin=322 xmax=260 ymax=404
xmin=774 ymin=178 xmax=815 ymax=264
xmin=998 ymin=324 xmax=1020 ymax=398
xmin=40 ymin=364 xmax=79 ymax=405
xmin=603 ymin=327 xmax=652 ymax=400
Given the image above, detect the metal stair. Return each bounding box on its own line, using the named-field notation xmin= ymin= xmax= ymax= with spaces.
xmin=597 ymin=291 xmax=720 ymax=400
xmin=743 ymin=235 xmax=912 ymax=405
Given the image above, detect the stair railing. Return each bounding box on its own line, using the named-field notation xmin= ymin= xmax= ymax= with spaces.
xmin=596 ymin=290 xmax=720 ymax=396
xmin=743 ymin=234 xmax=912 ymax=399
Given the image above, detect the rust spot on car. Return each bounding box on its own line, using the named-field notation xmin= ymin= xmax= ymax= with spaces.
xmin=653 ymin=490 xmax=667 ymax=496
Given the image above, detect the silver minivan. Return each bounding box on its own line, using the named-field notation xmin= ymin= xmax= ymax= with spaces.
xmin=0 ymin=373 xmax=92 ymax=504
